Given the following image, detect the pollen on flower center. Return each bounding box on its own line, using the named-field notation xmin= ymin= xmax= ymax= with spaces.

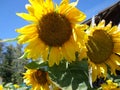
xmin=38 ymin=12 xmax=72 ymax=46
xmin=33 ymin=70 xmax=48 ymax=85
xmin=86 ymin=30 xmax=114 ymax=64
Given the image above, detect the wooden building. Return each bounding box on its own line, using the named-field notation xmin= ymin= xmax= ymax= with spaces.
xmin=84 ymin=1 xmax=120 ymax=26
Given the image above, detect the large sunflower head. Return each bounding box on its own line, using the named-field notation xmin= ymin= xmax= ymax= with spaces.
xmin=86 ymin=20 xmax=120 ymax=82
xmin=16 ymin=0 xmax=87 ymax=66
xmin=23 ymin=69 xmax=50 ymax=90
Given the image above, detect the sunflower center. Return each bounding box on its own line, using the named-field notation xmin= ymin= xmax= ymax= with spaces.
xmin=86 ymin=30 xmax=113 ymax=64
xmin=34 ymin=70 xmax=48 ymax=85
xmin=38 ymin=12 xmax=72 ymax=46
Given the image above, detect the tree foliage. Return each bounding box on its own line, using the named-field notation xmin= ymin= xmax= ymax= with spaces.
xmin=0 ymin=42 xmax=28 ymax=84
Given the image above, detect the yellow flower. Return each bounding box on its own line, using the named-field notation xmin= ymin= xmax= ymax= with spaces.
xmin=101 ymin=80 xmax=119 ymax=90
xmin=16 ymin=0 xmax=87 ymax=66
xmin=0 ymin=85 xmax=3 ymax=90
xmin=23 ymin=69 xmax=50 ymax=90
xmin=13 ymin=84 xmax=19 ymax=88
xmin=86 ymin=20 xmax=120 ymax=82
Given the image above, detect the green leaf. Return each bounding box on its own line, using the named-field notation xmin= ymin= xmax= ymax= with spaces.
xmin=25 ymin=61 xmax=48 ymax=70
xmin=48 ymin=60 xmax=92 ymax=90
xmin=25 ymin=61 xmax=40 ymax=69
xmin=0 ymin=38 xmax=17 ymax=42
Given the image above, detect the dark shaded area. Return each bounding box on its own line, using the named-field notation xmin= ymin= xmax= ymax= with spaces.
xmin=92 ymin=78 xmax=105 ymax=88
xmin=83 ymin=1 xmax=120 ymax=26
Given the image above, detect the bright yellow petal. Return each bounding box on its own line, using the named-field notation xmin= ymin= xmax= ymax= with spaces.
xmin=42 ymin=47 xmax=49 ymax=61
xmin=74 ymin=24 xmax=88 ymax=44
xmin=17 ymin=33 xmax=38 ymax=44
xmin=99 ymin=64 xmax=107 ymax=79
xmin=28 ymin=0 xmax=45 ymax=19
xmin=78 ymin=47 xmax=87 ymax=59
xmin=60 ymin=0 xmax=69 ymax=5
xmin=59 ymin=0 xmax=78 ymax=15
xmin=45 ymin=0 xmax=54 ymax=12
xmin=66 ymin=7 xmax=86 ymax=23
xmin=112 ymin=32 xmax=120 ymax=38
xmin=108 ymin=26 xmax=118 ymax=35
xmin=29 ymin=0 xmax=43 ymax=7
xmin=104 ymin=21 xmax=112 ymax=31
xmin=25 ymin=38 xmax=40 ymax=59
xmin=16 ymin=13 xmax=38 ymax=22
xmin=62 ymin=38 xmax=76 ymax=62
xmin=16 ymin=24 xmax=38 ymax=34
xmin=25 ymin=4 xmax=34 ymax=15
xmin=89 ymin=62 xmax=98 ymax=82
xmin=48 ymin=47 xmax=62 ymax=67
xmin=106 ymin=54 xmax=120 ymax=75
xmin=97 ymin=20 xmax=105 ymax=27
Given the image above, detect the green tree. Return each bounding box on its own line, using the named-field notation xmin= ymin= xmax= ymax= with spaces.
xmin=0 ymin=43 xmax=28 ymax=84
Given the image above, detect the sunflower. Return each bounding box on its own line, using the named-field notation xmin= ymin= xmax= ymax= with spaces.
xmin=86 ymin=20 xmax=120 ymax=82
xmin=23 ymin=69 xmax=50 ymax=90
xmin=100 ymin=80 xmax=119 ymax=90
xmin=16 ymin=0 xmax=87 ymax=66
xmin=0 ymin=85 xmax=3 ymax=90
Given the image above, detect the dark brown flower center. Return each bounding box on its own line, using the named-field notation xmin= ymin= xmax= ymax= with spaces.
xmin=33 ymin=70 xmax=48 ymax=85
xmin=86 ymin=30 xmax=113 ymax=64
xmin=38 ymin=12 xmax=72 ymax=46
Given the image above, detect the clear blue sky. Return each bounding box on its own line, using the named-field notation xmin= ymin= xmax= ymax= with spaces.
xmin=0 ymin=0 xmax=118 ymax=40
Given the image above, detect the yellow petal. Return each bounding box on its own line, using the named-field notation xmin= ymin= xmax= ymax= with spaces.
xmin=113 ymin=42 xmax=120 ymax=54
xmin=42 ymin=47 xmax=49 ymax=61
xmin=66 ymin=7 xmax=86 ymax=23
xmin=25 ymin=4 xmax=34 ymax=15
xmin=17 ymin=33 xmax=38 ymax=44
xmin=104 ymin=21 xmax=112 ymax=31
xmin=106 ymin=54 xmax=119 ymax=75
xmin=110 ymin=54 xmax=120 ymax=66
xmin=60 ymin=0 xmax=69 ymax=5
xmin=45 ymin=0 xmax=54 ymax=12
xmin=112 ymin=37 xmax=120 ymax=43
xmin=99 ymin=64 xmax=107 ymax=78
xmin=112 ymin=32 xmax=120 ymax=38
xmin=29 ymin=0 xmax=43 ymax=7
xmin=98 ymin=20 xmax=105 ymax=27
xmin=16 ymin=13 xmax=38 ymax=22
xmin=74 ymin=24 xmax=88 ymax=44
xmin=108 ymin=26 xmax=118 ymax=35
xmin=89 ymin=62 xmax=97 ymax=82
xmin=49 ymin=47 xmax=62 ymax=66
xmin=62 ymin=39 xmax=76 ymax=62
xmin=16 ymin=24 xmax=38 ymax=34
xmin=26 ymin=0 xmax=45 ymax=19
xmin=25 ymin=38 xmax=40 ymax=59
xmin=59 ymin=0 xmax=78 ymax=15
xmin=78 ymin=47 xmax=87 ymax=60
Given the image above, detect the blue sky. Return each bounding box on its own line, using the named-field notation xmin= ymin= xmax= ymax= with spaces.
xmin=0 ymin=0 xmax=119 ymax=40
